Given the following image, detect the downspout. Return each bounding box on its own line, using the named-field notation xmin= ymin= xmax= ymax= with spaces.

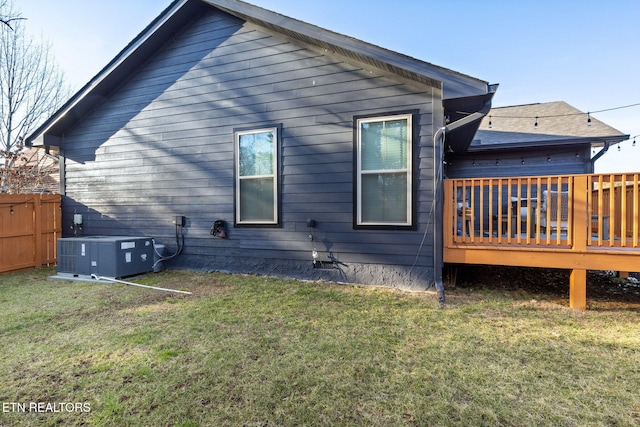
xmin=59 ymin=136 xmax=66 ymax=237
xmin=432 ymin=115 xmax=484 ymax=306
xmin=433 ymin=116 xmax=486 ymax=309
xmin=59 ymin=136 xmax=66 ymax=196
xmin=432 ymin=86 xmax=496 ymax=308
xmin=590 ymin=140 xmax=610 ymax=165
xmin=433 ymin=126 xmax=447 ymax=308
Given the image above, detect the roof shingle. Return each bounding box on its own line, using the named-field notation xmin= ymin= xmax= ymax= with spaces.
xmin=470 ymin=101 xmax=628 ymax=151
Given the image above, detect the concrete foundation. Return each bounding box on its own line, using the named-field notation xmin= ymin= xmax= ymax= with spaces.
xmin=171 ymin=255 xmax=433 ymax=291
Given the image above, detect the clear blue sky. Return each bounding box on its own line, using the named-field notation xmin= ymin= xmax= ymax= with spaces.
xmin=19 ymin=0 xmax=640 ymax=172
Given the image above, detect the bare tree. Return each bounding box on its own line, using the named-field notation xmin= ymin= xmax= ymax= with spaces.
xmin=0 ymin=0 xmax=68 ymax=193
xmin=0 ymin=0 xmax=23 ymax=30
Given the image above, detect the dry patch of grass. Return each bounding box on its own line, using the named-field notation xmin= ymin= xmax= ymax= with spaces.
xmin=0 ymin=268 xmax=638 ymax=426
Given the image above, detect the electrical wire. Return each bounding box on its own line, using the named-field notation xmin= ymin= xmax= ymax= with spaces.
xmin=409 ymin=194 xmax=435 ymax=271
xmin=465 ymin=101 xmax=640 ymax=120
xmin=152 ymin=224 xmax=185 ymax=269
xmin=407 ymin=126 xmax=446 ymax=307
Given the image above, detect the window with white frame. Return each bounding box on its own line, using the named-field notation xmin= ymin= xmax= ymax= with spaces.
xmin=356 ymin=113 xmax=413 ymax=227
xmin=235 ymin=127 xmax=279 ymax=225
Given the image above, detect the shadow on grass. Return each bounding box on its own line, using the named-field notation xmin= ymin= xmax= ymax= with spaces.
xmin=446 ymin=264 xmax=640 ymax=310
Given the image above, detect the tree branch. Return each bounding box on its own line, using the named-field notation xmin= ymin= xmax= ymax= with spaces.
xmin=0 ymin=16 xmax=25 ymax=31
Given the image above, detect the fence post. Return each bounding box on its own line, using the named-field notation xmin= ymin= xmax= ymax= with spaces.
xmin=33 ymin=195 xmax=43 ymax=268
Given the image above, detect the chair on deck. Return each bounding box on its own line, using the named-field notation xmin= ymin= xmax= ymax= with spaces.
xmin=540 ymin=190 xmax=568 ymax=234
xmin=458 ymin=204 xmax=473 ymax=236
xmin=456 ymin=187 xmax=473 ymax=236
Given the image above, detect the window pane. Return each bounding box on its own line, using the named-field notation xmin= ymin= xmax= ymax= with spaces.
xmin=361 ymin=119 xmax=407 ymax=171
xmin=239 ymin=178 xmax=275 ymax=222
xmin=361 ymin=172 xmax=407 ymax=223
xmin=239 ymin=131 xmax=274 ymax=176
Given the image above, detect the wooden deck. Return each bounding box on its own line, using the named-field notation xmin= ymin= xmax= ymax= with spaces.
xmin=444 ymin=173 xmax=640 ymax=309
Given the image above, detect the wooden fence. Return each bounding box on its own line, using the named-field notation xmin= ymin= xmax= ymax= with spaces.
xmin=0 ymin=194 xmax=61 ymax=273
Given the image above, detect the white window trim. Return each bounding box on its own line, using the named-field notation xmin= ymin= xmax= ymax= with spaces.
xmin=356 ymin=113 xmax=412 ymax=226
xmin=235 ymin=127 xmax=279 ymax=225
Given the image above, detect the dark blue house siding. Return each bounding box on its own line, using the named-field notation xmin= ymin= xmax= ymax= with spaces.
xmin=445 ymin=145 xmax=593 ymax=179
xmin=61 ymin=9 xmax=439 ymax=289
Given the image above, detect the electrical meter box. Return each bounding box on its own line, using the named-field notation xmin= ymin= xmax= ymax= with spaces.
xmin=57 ymin=236 xmax=154 ymax=278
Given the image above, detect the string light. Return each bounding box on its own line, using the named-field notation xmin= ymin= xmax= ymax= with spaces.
xmin=473 ymin=101 xmax=640 ymax=130
xmin=481 ymin=101 xmax=640 ymax=120
xmin=466 ymin=151 xmax=598 ymax=167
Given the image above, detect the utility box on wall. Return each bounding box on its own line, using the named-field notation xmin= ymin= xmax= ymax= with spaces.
xmin=57 ymin=236 xmax=154 ymax=278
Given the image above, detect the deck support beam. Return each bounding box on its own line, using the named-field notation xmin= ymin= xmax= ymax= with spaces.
xmin=569 ymin=269 xmax=587 ymax=310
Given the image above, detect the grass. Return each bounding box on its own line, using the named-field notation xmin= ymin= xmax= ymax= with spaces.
xmin=0 ymin=268 xmax=639 ymax=426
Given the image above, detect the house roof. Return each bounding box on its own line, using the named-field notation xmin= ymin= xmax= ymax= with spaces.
xmin=27 ymin=0 xmax=492 ymax=147
xmin=470 ymin=101 xmax=629 ymax=151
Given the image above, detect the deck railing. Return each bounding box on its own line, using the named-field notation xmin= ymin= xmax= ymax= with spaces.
xmin=590 ymin=175 xmax=640 ymax=244
xmin=445 ymin=173 xmax=640 ymax=248
xmin=443 ymin=173 xmax=640 ymax=310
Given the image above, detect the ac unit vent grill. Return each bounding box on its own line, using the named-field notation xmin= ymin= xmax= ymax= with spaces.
xmin=58 ymin=240 xmax=78 ymax=274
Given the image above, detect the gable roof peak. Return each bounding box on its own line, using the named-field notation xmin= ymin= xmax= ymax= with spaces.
xmin=27 ymin=0 xmax=491 ymax=146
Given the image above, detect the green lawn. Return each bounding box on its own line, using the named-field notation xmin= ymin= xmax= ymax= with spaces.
xmin=1 ymin=268 xmax=638 ymax=426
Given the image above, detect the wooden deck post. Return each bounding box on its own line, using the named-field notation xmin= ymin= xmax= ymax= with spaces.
xmin=570 ymin=269 xmax=587 ymax=310
xmin=443 ymin=181 xmax=453 ymax=248
xmin=569 ymin=176 xmax=588 ymax=310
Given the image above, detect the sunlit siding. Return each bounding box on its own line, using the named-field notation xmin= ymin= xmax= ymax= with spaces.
xmin=61 ymin=9 xmax=439 ymax=288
